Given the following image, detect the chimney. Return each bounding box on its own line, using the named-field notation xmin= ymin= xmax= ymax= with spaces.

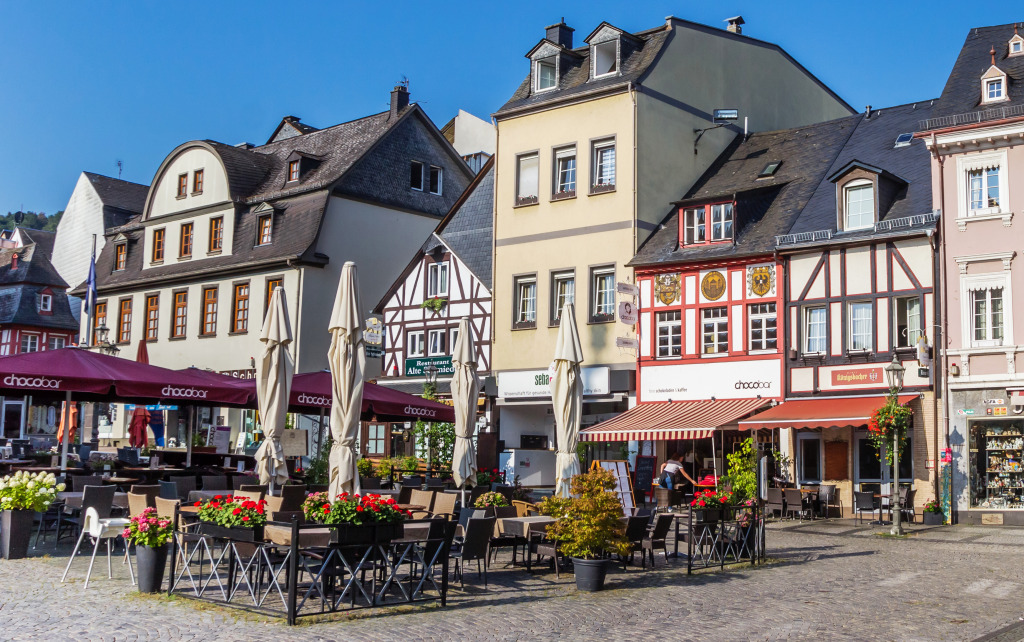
xmin=725 ymin=16 xmax=745 ymax=34
xmin=390 ymin=84 xmax=410 ymax=116
xmin=545 ymin=19 xmax=574 ymax=49
xmin=865 ymin=105 xmax=873 ymax=119
xmin=10 ymin=253 xmax=18 ymax=270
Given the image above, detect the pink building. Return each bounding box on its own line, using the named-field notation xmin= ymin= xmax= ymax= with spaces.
xmin=921 ymin=22 xmax=1024 ymax=523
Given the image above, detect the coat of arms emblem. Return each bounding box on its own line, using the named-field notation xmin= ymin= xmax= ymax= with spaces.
xmin=748 ymin=265 xmax=775 ymax=297
xmin=700 ymin=271 xmax=726 ymax=301
xmin=654 ymin=274 xmax=680 ymax=305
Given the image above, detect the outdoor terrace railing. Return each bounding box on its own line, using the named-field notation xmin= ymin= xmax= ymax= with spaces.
xmin=686 ymin=503 xmax=765 ymax=574
xmin=919 ymin=103 xmax=1024 ymax=132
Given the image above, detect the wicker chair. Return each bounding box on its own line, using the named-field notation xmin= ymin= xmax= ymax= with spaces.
xmin=642 ymin=513 xmax=674 ymax=568
xmin=126 ymin=492 xmax=149 ymax=517
xmin=452 ymin=517 xmax=496 ymax=589
xmin=430 ymin=492 xmax=458 ymax=520
xmin=201 ymin=475 xmax=229 ymax=491
xmin=232 ymin=475 xmax=259 ymax=490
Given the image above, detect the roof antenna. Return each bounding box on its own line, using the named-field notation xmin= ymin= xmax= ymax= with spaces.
xmin=116 ymin=160 xmax=123 ymax=179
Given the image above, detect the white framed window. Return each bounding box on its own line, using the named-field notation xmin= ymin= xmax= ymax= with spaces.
xmin=848 ymin=301 xmax=873 ymax=351
xmin=804 ymin=306 xmax=827 ymax=354
xmin=535 ymin=58 xmax=557 ymax=92
xmin=429 ymin=166 xmax=443 ymax=195
xmin=592 ymin=40 xmax=617 ymax=78
xmin=407 ymin=331 xmax=425 ymax=358
xmin=709 ymin=203 xmax=734 ymax=241
xmin=984 ymin=78 xmax=1005 ymax=102
xmin=973 ymin=287 xmax=1005 ymax=345
xmin=364 ymin=423 xmax=386 ymax=456
xmin=797 ymin=433 xmax=823 ymax=485
xmin=748 ymin=303 xmax=777 ymax=352
xmin=450 ymin=327 xmax=460 ymax=351
xmin=656 ymin=310 xmax=681 ymax=358
xmin=1012 ymin=40 xmax=1023 ymax=55
xmin=516 ymin=153 xmax=539 ymax=205
xmin=39 ymin=293 xmax=52 ymax=312
xmin=894 ymin=296 xmax=922 ymax=349
xmin=553 ymin=147 xmax=576 ymax=196
xmin=514 ymin=276 xmax=537 ymax=327
xmin=427 ymin=262 xmax=449 ymax=298
xmin=551 ymin=271 xmax=575 ymax=324
xmin=590 ymin=266 xmax=615 ymax=321
xmin=702 ymin=307 xmax=728 ymax=355
xmin=844 ymin=180 xmax=874 ymax=230
xmin=960 ymin=270 xmax=1013 ymax=348
xmin=48 ymin=336 xmax=65 ymax=351
xmin=969 ymin=167 xmax=1001 ymax=211
xmin=19 ymin=334 xmax=38 ymax=354
xmin=428 ymin=328 xmax=447 ymax=356
xmin=591 ymin=139 xmax=615 ymax=190
xmin=683 ymin=208 xmax=705 ymax=245
xmin=410 ymin=161 xmax=424 ymax=191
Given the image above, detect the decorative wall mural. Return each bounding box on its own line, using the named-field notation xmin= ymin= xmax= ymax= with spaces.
xmin=748 ymin=264 xmax=776 ymax=297
xmin=700 ymin=271 xmax=726 ymax=301
xmin=654 ymin=273 xmax=680 ymax=305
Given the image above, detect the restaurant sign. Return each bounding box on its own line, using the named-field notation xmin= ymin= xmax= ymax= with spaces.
xmin=498 ymin=366 xmax=610 ymax=399
xmin=830 ymin=367 xmax=883 ymax=387
xmin=405 ymin=356 xmax=454 ymax=377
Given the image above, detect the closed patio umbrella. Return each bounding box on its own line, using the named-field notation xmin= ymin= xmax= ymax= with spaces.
xmin=255 ymin=286 xmax=294 ymax=490
xmin=451 ymin=317 xmax=479 ymax=501
xmin=327 ymin=262 xmax=365 ymax=498
xmin=551 ymin=303 xmax=584 ymax=498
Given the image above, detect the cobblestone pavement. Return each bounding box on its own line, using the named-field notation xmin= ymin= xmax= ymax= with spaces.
xmin=4 ymin=520 xmax=1024 ymax=641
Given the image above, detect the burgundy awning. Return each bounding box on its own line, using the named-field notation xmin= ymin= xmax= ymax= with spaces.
xmin=289 ymin=371 xmax=455 ymax=422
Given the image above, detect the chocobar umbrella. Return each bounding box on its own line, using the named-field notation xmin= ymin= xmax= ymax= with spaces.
xmin=255 ymin=286 xmax=294 ymax=490
xmin=327 ymin=262 xmax=365 ymax=498
xmin=551 ymin=303 xmax=584 ymax=498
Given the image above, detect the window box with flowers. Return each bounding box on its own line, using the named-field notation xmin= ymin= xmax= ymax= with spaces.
xmin=302 ymin=491 xmax=410 ymax=545
xmin=551 ymin=189 xmax=576 ymax=202
xmin=195 ymin=495 xmax=269 ymax=542
xmin=515 ymin=195 xmax=539 ymax=207
xmin=922 ymin=499 xmax=944 ymax=525
xmin=421 ymin=297 xmax=448 ymax=315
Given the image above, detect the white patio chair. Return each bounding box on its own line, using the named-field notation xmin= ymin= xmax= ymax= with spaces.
xmin=61 ymin=507 xmax=135 ymax=589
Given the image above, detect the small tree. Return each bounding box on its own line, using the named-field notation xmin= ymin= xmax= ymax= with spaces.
xmin=722 ymin=437 xmax=758 ymax=502
xmin=538 ymin=468 xmax=631 ymax=560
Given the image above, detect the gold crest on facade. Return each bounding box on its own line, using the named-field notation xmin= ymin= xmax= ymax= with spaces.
xmin=700 ymin=271 xmax=726 ymax=301
xmin=748 ymin=265 xmax=775 ymax=297
xmin=654 ymin=273 xmax=680 ymax=305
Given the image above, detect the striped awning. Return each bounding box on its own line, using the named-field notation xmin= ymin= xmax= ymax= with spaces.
xmin=579 ymin=398 xmax=770 ymax=442
xmin=737 ymin=394 xmax=918 ymax=430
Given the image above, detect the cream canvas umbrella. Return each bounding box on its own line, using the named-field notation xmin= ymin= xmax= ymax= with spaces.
xmin=255 ymin=286 xmax=294 ymax=490
xmin=450 ymin=317 xmax=479 ymax=504
xmin=327 ymin=262 xmax=365 ymax=498
xmin=551 ymin=303 xmax=584 ymax=498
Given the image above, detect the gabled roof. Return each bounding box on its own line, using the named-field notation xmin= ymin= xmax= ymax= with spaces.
xmin=266 ymin=115 xmax=320 ymax=144
xmin=16 ymin=228 xmax=55 ymax=258
xmin=0 ymin=284 xmax=79 ymax=331
xmin=826 ymin=159 xmax=907 ymax=185
xmin=930 ymin=23 xmax=1024 ymax=119
xmin=83 ymin=172 xmax=148 ymax=214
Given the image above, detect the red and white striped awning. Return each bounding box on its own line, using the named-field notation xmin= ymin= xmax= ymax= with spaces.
xmin=579 ymin=398 xmax=770 ymax=442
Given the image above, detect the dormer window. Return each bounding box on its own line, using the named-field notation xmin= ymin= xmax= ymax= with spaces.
xmin=843 ymin=180 xmax=875 ymax=231
xmin=287 ymin=160 xmax=300 ymax=182
xmin=39 ymin=293 xmax=52 ymax=313
xmin=682 ymin=203 xmax=733 ymax=246
xmin=1013 ymin=40 xmax=1023 ymax=55
xmin=986 ymin=78 xmax=1004 ymax=101
xmin=114 ymin=243 xmax=127 ymax=271
xmin=257 ymin=214 xmax=273 ymax=246
xmin=592 ymin=40 xmax=618 ymax=78
xmin=535 ymin=58 xmax=557 ymax=92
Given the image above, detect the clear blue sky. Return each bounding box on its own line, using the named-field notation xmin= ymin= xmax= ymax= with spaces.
xmin=0 ymin=1 xmax=1019 ymax=215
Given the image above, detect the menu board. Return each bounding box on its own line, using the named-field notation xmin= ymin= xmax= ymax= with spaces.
xmin=212 ymin=426 xmax=232 ymax=454
xmin=593 ymin=460 xmax=635 ymax=514
xmin=633 ymin=455 xmax=657 ymax=497
xmin=280 ymin=429 xmax=309 ymax=457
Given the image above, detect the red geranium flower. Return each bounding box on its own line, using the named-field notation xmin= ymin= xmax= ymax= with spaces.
xmin=242 ymin=516 xmax=250 ymax=522
xmin=356 ymin=506 xmax=364 ymax=512
xmin=194 ymin=501 xmax=201 ymax=507
xmin=232 ymin=508 xmax=242 ymax=515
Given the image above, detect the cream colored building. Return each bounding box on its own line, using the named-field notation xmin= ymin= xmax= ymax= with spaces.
xmin=491 ymin=16 xmax=854 ymax=468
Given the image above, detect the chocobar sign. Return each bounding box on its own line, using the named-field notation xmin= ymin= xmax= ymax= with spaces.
xmin=640 ymin=360 xmax=780 ymax=402
xmin=4 ymin=375 xmax=61 ymax=389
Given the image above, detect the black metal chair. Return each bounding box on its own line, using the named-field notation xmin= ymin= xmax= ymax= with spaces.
xmin=200 ymin=475 xmax=228 ymax=491
xmin=817 ymin=484 xmax=841 ymax=518
xmin=528 ymin=521 xmax=564 ymax=578
xmin=766 ymin=487 xmax=786 ymax=518
xmin=621 ymin=515 xmax=649 ymax=569
xmin=899 ymin=488 xmax=916 ymax=524
xmin=783 ymin=489 xmax=807 ymax=520
xmin=642 ymin=514 xmax=674 ymax=568
xmin=452 ymin=517 xmax=495 ymax=589
xmin=158 ymin=481 xmax=179 ymax=500
xmin=231 ymin=475 xmax=259 ymax=490
xmin=70 ymin=475 xmax=104 ymax=492
xmin=854 ymin=491 xmax=878 ymax=524
xmin=487 ymin=506 xmax=520 ymax=565
xmin=170 ymin=476 xmax=197 ymax=501
xmin=56 ymin=484 xmax=116 ymax=547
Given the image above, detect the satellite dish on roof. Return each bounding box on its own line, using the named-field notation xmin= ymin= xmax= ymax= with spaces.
xmin=13 ymin=211 xmax=23 ymax=224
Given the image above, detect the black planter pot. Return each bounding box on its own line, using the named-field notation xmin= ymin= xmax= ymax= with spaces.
xmin=199 ymin=522 xmax=265 ymax=542
xmin=135 ymin=544 xmax=168 ymax=593
xmin=572 ymin=558 xmax=611 ymax=592
xmin=923 ymin=511 xmax=943 ymax=526
xmin=331 ymin=522 xmax=402 ymax=545
xmin=693 ymin=509 xmax=722 ymax=524
xmin=1 ymin=509 xmax=34 ymax=560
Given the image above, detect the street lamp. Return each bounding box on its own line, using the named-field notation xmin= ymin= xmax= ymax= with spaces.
xmin=424 ymin=364 xmax=438 ymax=387
xmin=93 ymin=324 xmax=120 ymax=356
xmin=885 ymin=354 xmax=906 ymax=536
xmin=422 ymin=364 xmax=439 ymax=479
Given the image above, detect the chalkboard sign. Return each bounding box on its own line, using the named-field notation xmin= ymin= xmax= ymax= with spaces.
xmin=633 ymin=455 xmax=657 ymax=496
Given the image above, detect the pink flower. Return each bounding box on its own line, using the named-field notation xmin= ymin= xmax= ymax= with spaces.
xmin=139 ymin=522 xmax=149 ymax=532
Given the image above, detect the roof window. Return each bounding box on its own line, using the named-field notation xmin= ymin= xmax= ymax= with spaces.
xmin=592 ymin=40 xmax=618 ymax=78
xmin=758 ymin=161 xmax=781 ymax=178
xmin=894 ymin=133 xmax=913 ymax=148
xmin=535 ymin=58 xmax=557 ymax=92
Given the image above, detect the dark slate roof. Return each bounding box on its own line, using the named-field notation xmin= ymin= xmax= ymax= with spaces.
xmin=17 ymin=228 xmax=55 ymax=258
xmin=437 ymin=160 xmax=494 ymax=290
xmin=496 ymin=25 xmax=670 ymax=116
xmin=0 ymin=284 xmax=79 ymax=331
xmin=630 ymin=115 xmax=859 ymax=266
xmin=76 ymin=190 xmax=330 ymax=293
xmin=790 ymin=101 xmax=935 ymax=235
xmin=84 ymin=172 xmax=148 ymax=214
xmin=931 ymin=23 xmax=1024 ymax=119
xmin=0 ymin=245 xmax=68 ymax=288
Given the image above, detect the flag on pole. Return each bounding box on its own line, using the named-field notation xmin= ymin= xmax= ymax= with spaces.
xmin=84 ymin=251 xmax=97 ymax=316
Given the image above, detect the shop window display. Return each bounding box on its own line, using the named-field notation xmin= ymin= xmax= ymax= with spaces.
xmin=971 ymin=421 xmax=1024 ymax=509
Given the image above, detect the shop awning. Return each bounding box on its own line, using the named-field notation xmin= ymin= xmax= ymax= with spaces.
xmin=579 ymin=398 xmax=769 ymax=442
xmin=737 ymin=394 xmax=918 ymax=430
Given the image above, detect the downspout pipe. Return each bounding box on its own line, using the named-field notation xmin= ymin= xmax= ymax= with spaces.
xmin=931 ymin=133 xmax=951 ymax=517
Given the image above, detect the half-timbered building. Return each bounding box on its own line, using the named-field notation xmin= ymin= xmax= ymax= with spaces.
xmin=741 ymin=102 xmax=939 ymax=515
xmin=372 ymin=157 xmax=494 ymax=459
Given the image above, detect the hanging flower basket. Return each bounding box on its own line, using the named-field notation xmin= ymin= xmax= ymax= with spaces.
xmin=867 ymin=398 xmax=914 ymax=466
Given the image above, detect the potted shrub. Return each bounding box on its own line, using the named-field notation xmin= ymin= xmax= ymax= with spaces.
xmin=0 ymin=471 xmax=64 ymax=559
xmin=123 ymin=507 xmax=174 ymax=592
xmin=357 ymin=458 xmax=375 ymax=479
xmin=303 ymin=491 xmax=409 ymax=545
xmin=195 ymin=495 xmax=268 ymax=541
xmin=474 ymin=491 xmax=510 ymax=509
xmin=923 ymin=499 xmax=944 ymax=525
xmin=538 ymin=468 xmax=631 ymax=592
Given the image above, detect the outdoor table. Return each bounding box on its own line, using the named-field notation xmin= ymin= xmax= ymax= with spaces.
xmin=14 ymin=466 xmax=64 ymax=473
xmin=498 ymin=516 xmax=555 ymax=539
xmin=872 ymin=494 xmax=893 ymax=525
xmin=58 ymin=491 xmax=128 ymax=510
xmin=264 ymin=523 xmax=332 ymax=547
xmin=665 ymin=511 xmax=689 ymax=559
xmin=398 ymin=504 xmax=425 ymax=512
xmin=188 ymin=490 xmax=232 ymax=503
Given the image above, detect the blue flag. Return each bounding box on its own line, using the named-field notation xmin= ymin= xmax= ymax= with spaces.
xmin=84 ymin=252 xmax=97 ymax=316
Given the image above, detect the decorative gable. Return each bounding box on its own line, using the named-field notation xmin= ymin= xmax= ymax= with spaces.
xmin=1009 ymin=26 xmax=1024 ymax=57
xmin=828 ymin=161 xmax=908 ymax=232
xmin=981 ymin=50 xmax=1009 ymax=105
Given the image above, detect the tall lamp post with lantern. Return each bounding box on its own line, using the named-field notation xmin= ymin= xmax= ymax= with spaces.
xmin=422 ymin=364 xmax=439 ymax=480
xmin=885 ymin=355 xmax=907 ymax=536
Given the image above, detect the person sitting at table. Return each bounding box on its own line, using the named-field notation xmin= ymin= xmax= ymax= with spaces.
xmin=660 ymin=453 xmax=683 ymax=489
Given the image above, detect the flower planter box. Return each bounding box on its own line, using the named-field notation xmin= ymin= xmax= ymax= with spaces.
xmin=693 ymin=509 xmax=721 ymax=524
xmin=199 ymin=522 xmax=265 ymax=542
xmin=1 ymin=509 xmax=34 ymax=560
xmin=923 ymin=511 xmax=943 ymax=526
xmin=332 ymin=522 xmax=402 ymax=546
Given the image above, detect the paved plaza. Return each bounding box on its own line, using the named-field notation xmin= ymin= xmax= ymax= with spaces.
xmin=4 ymin=520 xmax=1024 ymax=641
